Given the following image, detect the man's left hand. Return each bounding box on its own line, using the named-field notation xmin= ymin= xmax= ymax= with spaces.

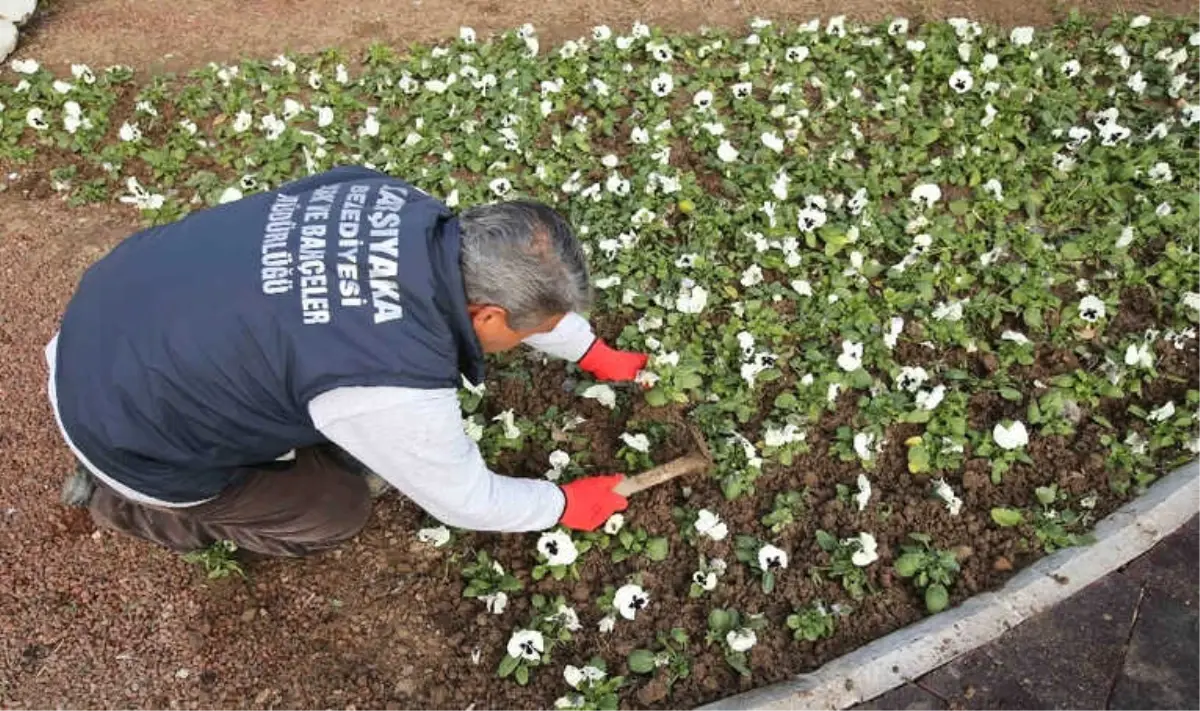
xmin=578 ymin=338 xmax=648 ymax=382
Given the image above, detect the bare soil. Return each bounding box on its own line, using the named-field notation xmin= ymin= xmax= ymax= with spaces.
xmin=1 ymin=2 xmax=1198 ymax=709
xmin=14 ymin=0 xmax=1199 ymax=72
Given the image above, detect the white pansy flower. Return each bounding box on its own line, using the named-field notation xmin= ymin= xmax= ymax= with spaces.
xmin=1127 ymin=71 xmax=1147 ymax=95
xmin=933 ymin=300 xmax=966 ymax=322
xmin=726 ymin=628 xmax=757 ymax=652
xmin=71 ymin=63 xmax=96 ymax=84
xmin=933 ymin=479 xmax=963 ymax=516
xmin=482 ymin=591 xmax=508 ymax=615
xmin=764 ymin=424 xmax=804 ymax=448
xmin=417 ymin=526 xmax=451 ymax=548
xmin=694 ymin=509 xmax=728 ymax=541
xmin=855 ymin=473 xmax=872 ymax=511
xmin=218 ymin=187 xmax=243 ymax=204
xmin=716 ymin=140 xmax=739 ymax=163
xmin=797 ymin=207 xmax=827 ymax=233
xmin=1130 ymin=14 xmax=1151 ymax=28
xmin=11 ymin=58 xmax=38 ymax=74
xmin=232 ymin=110 xmax=253 ymax=133
xmin=826 ymin=15 xmax=846 ymax=37
xmin=906 ymin=39 xmax=926 ymax=52
xmin=597 ymin=615 xmax=616 ymax=634
xmin=1182 ymin=292 xmax=1200 ymax=312
xmin=676 ymin=282 xmax=709 ymax=314
xmin=792 ymin=280 xmax=813 ymax=297
xmin=1079 ymin=295 xmax=1106 ymax=322
xmin=1156 ymin=202 xmax=1172 ymax=217
xmin=118 ymin=122 xmax=141 ymax=142
xmin=896 ymin=366 xmax=929 ymax=392
xmin=507 ymin=630 xmax=545 ymax=661
xmin=650 ymin=72 xmax=674 ymax=97
xmin=768 ymin=169 xmax=792 ymax=201
xmin=1148 ymin=162 xmax=1173 ymax=183
xmin=884 ymin=317 xmax=904 ymax=349
xmin=619 ymin=432 xmax=651 ymax=453
xmin=761 ymin=131 xmax=785 ymax=153
xmin=1010 ymin=27 xmax=1034 ymax=45
xmin=613 ymin=584 xmax=650 ymax=620
xmin=25 ymin=107 xmax=48 ymax=130
xmin=916 ymin=385 xmax=947 ymax=411
xmin=910 ymin=183 xmax=941 ymax=208
xmin=1061 ymin=59 xmax=1082 ymax=78
xmin=492 ymin=409 xmax=521 ymax=439
xmin=582 ymin=383 xmax=617 ymax=409
xmin=1125 ymin=343 xmax=1154 ymax=369
xmin=851 ymin=532 xmax=878 ymax=566
xmin=981 ymin=53 xmax=999 ymax=72
xmin=982 ymin=179 xmax=1003 ymax=200
xmin=463 ymin=417 xmax=484 ymax=441
xmin=740 ymin=264 xmax=764 ymax=287
xmin=888 ymin=17 xmax=909 ymax=35
xmin=854 ymin=432 xmax=876 ymax=462
xmin=603 ymin=514 xmax=625 ymax=535
xmin=993 ymin=421 xmax=1029 ymax=450
xmin=537 ymin=530 xmax=579 ymax=566
xmin=1149 ymin=400 xmax=1177 ymax=422
xmin=758 ymin=544 xmax=788 ymax=570
xmin=837 ymin=340 xmax=864 ymax=372
xmin=949 ymin=68 xmax=974 ymax=93
xmin=786 ymin=45 xmax=810 ymax=63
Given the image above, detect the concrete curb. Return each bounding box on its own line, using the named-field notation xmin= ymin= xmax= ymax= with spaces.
xmin=700 ymin=460 xmax=1200 ymax=711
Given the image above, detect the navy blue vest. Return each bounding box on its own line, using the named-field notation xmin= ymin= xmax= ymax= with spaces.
xmin=54 ymin=166 xmax=486 ymax=503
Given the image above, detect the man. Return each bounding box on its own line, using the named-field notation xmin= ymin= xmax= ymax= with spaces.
xmin=48 ymin=165 xmax=648 ymax=557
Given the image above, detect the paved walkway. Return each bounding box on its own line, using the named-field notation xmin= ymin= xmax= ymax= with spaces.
xmin=857 ymin=516 xmax=1199 ymax=710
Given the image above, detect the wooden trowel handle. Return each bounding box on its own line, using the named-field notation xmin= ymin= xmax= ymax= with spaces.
xmin=614 ymin=452 xmax=710 ymax=497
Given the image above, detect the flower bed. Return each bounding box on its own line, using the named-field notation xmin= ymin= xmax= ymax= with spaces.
xmin=4 ymin=12 xmax=1197 ymax=709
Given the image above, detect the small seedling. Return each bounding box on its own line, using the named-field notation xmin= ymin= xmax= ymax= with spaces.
xmin=1031 ymin=485 xmax=1097 ymax=553
xmin=611 ymin=527 xmax=670 ymax=563
xmin=761 ymin=490 xmax=806 ymax=534
xmin=892 ymin=533 xmax=960 ymax=613
xmin=810 ymin=530 xmax=874 ymax=600
xmin=461 ymin=550 xmax=523 ymax=612
xmin=704 ymin=608 xmax=766 ymax=678
xmin=734 ymin=535 xmax=788 ymax=593
xmin=182 ymin=540 xmax=245 ymax=580
xmin=554 ymin=657 xmax=624 ymax=711
xmin=785 ymin=601 xmax=840 ymax=642
xmin=498 ymin=594 xmax=578 ymax=686
xmin=627 ymin=627 xmax=692 ymax=693
xmin=688 ymin=555 xmax=727 ymax=598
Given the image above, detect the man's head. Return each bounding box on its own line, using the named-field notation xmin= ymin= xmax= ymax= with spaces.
xmin=459 ymin=200 xmax=592 ymax=353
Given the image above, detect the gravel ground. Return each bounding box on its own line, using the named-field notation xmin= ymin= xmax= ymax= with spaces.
xmin=0 ymin=1 xmax=1196 ymax=708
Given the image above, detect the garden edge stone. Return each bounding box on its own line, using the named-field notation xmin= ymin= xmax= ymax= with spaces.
xmin=699 ymin=460 xmax=1199 ymax=711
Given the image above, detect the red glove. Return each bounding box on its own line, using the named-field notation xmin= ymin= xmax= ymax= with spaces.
xmin=559 ymin=475 xmax=629 ymax=531
xmin=578 ymin=339 xmax=649 ymax=382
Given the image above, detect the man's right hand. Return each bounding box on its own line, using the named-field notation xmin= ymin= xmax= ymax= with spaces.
xmin=559 ymin=474 xmax=628 ymax=531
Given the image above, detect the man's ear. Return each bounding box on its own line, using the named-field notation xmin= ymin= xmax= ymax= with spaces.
xmin=468 ymin=304 xmax=509 ymax=331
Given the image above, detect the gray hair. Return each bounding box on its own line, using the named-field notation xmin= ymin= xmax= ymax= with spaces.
xmin=459 ymin=201 xmax=593 ymax=330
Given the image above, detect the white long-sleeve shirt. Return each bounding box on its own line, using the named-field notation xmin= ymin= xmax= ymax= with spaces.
xmin=45 ymin=312 xmax=598 ymax=532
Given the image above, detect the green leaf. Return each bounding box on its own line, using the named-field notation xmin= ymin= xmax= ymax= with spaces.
xmin=949 ymin=200 xmax=970 ymax=216
xmin=708 ymin=608 xmax=732 ymax=633
xmin=498 ymin=654 xmax=519 ymax=678
xmin=815 ymin=530 xmax=838 ymax=551
xmin=514 ymin=664 xmax=530 ymax=686
xmin=925 ymin=584 xmax=950 ymax=613
xmin=990 ymin=507 xmax=1024 ymax=527
xmin=1035 ymin=485 xmax=1058 ymax=506
xmin=907 ymin=444 xmax=931 ymax=474
xmin=628 ymin=649 xmax=657 ymax=674
xmin=762 ymin=571 xmax=775 ymax=594
xmin=645 ymin=387 xmax=669 ymax=407
xmin=645 ymin=536 xmax=670 ymax=561
xmin=893 ymin=552 xmax=924 ymax=578
xmin=999 ymin=387 xmax=1023 ymax=402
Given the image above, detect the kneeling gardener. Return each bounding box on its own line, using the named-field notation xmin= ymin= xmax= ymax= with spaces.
xmin=48 ymin=165 xmax=647 ymax=557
